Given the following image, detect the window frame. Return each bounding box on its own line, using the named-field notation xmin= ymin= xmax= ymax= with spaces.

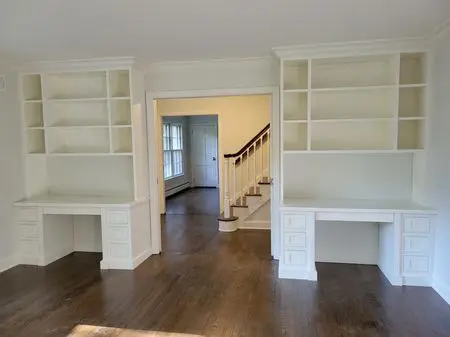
xmin=163 ymin=122 xmax=184 ymax=180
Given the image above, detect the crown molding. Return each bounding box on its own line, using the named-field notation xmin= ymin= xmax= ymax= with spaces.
xmin=17 ymin=57 xmax=138 ymax=73
xmin=272 ymin=37 xmax=430 ymax=59
xmin=144 ymin=56 xmax=274 ymax=72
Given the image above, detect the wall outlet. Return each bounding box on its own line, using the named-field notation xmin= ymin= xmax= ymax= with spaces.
xmin=0 ymin=75 xmax=6 ymax=91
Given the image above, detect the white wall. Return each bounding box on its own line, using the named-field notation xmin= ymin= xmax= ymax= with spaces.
xmin=146 ymin=57 xmax=278 ymax=92
xmin=426 ymin=33 xmax=450 ymax=303
xmin=162 ymin=116 xmax=191 ymax=196
xmin=0 ymin=71 xmax=23 ymax=272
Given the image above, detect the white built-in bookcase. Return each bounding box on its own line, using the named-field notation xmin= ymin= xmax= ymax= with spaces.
xmin=281 ymin=53 xmax=426 ymax=152
xmin=21 ymin=62 xmax=149 ymax=201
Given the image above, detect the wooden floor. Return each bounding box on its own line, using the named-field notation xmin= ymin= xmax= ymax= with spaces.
xmin=1 ymin=189 xmax=450 ymax=336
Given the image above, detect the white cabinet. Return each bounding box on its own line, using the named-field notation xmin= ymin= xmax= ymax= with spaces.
xmin=279 ymin=210 xmax=316 ymax=280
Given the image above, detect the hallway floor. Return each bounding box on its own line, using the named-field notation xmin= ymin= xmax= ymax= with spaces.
xmin=0 ymin=190 xmax=450 ymax=336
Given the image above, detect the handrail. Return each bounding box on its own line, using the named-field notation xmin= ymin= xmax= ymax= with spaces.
xmin=224 ymin=123 xmax=270 ymax=159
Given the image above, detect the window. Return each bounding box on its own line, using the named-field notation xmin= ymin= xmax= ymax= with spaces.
xmin=163 ymin=123 xmax=184 ymax=179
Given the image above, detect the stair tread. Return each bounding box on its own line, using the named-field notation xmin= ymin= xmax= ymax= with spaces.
xmin=218 ymin=214 xmax=239 ymax=222
xmin=245 ymin=193 xmax=262 ymax=197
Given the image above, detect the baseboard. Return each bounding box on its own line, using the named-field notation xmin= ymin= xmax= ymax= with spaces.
xmin=239 ymin=220 xmax=270 ymax=230
xmin=0 ymin=255 xmax=17 ymax=273
xmin=132 ymin=249 xmax=152 ymax=268
xmin=44 ymin=248 xmax=74 ymax=266
xmin=165 ymin=182 xmax=191 ymax=197
xmin=316 ymin=257 xmax=378 ymax=265
xmin=278 ymin=266 xmax=317 ymax=281
xmin=18 ymin=255 xmax=45 ymax=266
xmin=433 ymin=277 xmax=450 ymax=306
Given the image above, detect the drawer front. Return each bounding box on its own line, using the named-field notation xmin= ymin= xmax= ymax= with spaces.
xmin=18 ymin=224 xmax=39 ymax=239
xmin=107 ymin=210 xmax=129 ymax=224
xmin=17 ymin=207 xmax=39 ymax=222
xmin=284 ymin=250 xmax=307 ymax=266
xmin=403 ymin=255 xmax=430 ymax=274
xmin=284 ymin=232 xmax=306 ymax=248
xmin=404 ymin=217 xmax=431 ymax=234
xmin=109 ymin=242 xmax=130 ymax=258
xmin=403 ymin=235 xmax=430 ymax=253
xmin=19 ymin=239 xmax=40 ymax=256
xmin=109 ymin=226 xmax=130 ymax=242
xmin=283 ymin=214 xmax=307 ymax=231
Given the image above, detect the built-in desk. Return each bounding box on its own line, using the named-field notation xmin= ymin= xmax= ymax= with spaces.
xmin=279 ymin=198 xmax=437 ymax=286
xmin=15 ymin=195 xmax=152 ymax=270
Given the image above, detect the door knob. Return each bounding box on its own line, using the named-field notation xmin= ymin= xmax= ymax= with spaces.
xmin=212 ymin=157 xmax=216 ymax=161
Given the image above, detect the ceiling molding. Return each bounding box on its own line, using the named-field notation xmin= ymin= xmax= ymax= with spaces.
xmin=17 ymin=57 xmax=138 ymax=73
xmin=272 ymin=37 xmax=430 ymax=59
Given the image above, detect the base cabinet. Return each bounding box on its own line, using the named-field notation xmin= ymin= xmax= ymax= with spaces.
xmin=278 ymin=207 xmax=436 ymax=287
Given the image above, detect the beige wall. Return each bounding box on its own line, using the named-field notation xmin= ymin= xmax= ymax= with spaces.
xmin=156 ymin=94 xmax=271 ymax=212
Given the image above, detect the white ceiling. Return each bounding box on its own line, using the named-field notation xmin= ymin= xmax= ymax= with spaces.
xmin=1 ymin=0 xmax=449 ymax=64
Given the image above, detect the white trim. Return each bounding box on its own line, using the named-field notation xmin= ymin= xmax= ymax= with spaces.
xmin=18 ymin=57 xmax=137 ymax=73
xmin=146 ymin=86 xmax=279 ymax=257
xmin=273 ymin=38 xmax=430 ymax=60
xmin=165 ymin=182 xmax=191 ymax=197
xmin=0 ymin=256 xmax=17 ymax=273
xmin=278 ymin=267 xmax=318 ymax=280
xmin=240 ymin=220 xmax=270 ymax=230
xmin=433 ymin=277 xmax=450 ymax=306
xmin=219 ymin=220 xmax=239 ymax=232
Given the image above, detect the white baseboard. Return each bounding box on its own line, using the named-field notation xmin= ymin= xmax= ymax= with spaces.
xmin=44 ymin=248 xmax=74 ymax=266
xmin=132 ymin=249 xmax=152 ymax=268
xmin=433 ymin=277 xmax=450 ymax=306
xmin=165 ymin=182 xmax=191 ymax=197
xmin=0 ymin=255 xmax=17 ymax=273
xmin=240 ymin=220 xmax=270 ymax=230
xmin=278 ymin=266 xmax=317 ymax=281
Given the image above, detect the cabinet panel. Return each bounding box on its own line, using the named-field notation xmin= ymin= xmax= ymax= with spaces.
xmin=403 ymin=255 xmax=429 ymax=274
xmin=284 ymin=250 xmax=307 ymax=266
xmin=109 ymin=242 xmax=130 ymax=258
xmin=17 ymin=207 xmax=39 ymax=222
xmin=18 ymin=224 xmax=39 ymax=239
xmin=107 ymin=209 xmax=130 ymax=224
xmin=403 ymin=235 xmax=430 ymax=253
xmin=19 ymin=239 xmax=40 ymax=256
xmin=109 ymin=226 xmax=130 ymax=242
xmin=283 ymin=214 xmax=307 ymax=231
xmin=284 ymin=232 xmax=306 ymax=248
xmin=404 ymin=217 xmax=431 ymax=234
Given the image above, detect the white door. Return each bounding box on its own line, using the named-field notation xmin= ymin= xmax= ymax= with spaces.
xmin=191 ymin=124 xmax=218 ymax=187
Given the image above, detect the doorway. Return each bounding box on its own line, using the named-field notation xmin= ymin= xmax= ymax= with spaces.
xmin=190 ymin=122 xmax=218 ymax=188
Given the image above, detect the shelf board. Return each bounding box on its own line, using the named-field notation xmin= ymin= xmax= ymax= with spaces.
xmin=24 ymin=100 xmax=42 ymax=104
xmin=311 ymin=118 xmax=393 ymax=123
xmin=46 ymin=152 xmax=131 ymax=157
xmin=399 ymin=117 xmax=426 ymax=121
xmin=26 ymin=126 xmax=44 ymax=130
xmin=399 ymin=84 xmax=426 ymax=88
xmin=46 ymin=97 xmax=108 ymax=103
xmin=283 ymin=120 xmax=308 ymax=124
xmin=284 ymin=149 xmax=424 ymax=154
xmin=109 ymin=96 xmax=131 ymax=100
xmin=111 ymin=124 xmax=132 ymax=128
xmin=311 ymin=85 xmax=396 ymax=93
xmin=46 ymin=125 xmax=110 ymax=129
xmin=283 ymin=89 xmax=309 ymax=93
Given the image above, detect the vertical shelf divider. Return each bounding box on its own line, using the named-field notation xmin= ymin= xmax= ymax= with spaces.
xmin=393 ymin=54 xmax=401 ymax=150
xmin=307 ymin=59 xmax=312 ymax=151
xmin=106 ymin=70 xmax=113 ymax=154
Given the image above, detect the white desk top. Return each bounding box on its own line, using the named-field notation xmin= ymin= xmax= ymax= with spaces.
xmin=15 ymin=194 xmax=140 ymax=207
xmin=281 ymin=198 xmax=437 ymax=214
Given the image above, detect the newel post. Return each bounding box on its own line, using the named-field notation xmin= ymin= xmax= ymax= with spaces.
xmin=224 ymin=157 xmax=232 ymax=218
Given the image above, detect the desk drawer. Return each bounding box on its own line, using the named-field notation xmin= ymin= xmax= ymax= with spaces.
xmin=403 ymin=255 xmax=429 ymax=274
xmin=16 ymin=207 xmax=39 ymax=222
xmin=403 ymin=235 xmax=430 ymax=254
xmin=283 ymin=214 xmax=307 ymax=231
xmin=18 ymin=223 xmax=40 ymax=239
xmin=284 ymin=250 xmax=307 ymax=266
xmin=107 ymin=210 xmax=129 ymax=224
xmin=109 ymin=226 xmax=130 ymax=242
xmin=284 ymin=232 xmax=306 ymax=248
xmin=404 ymin=217 xmax=432 ymax=234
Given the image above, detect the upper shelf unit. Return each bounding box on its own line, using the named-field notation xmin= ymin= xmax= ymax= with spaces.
xmin=281 ymin=52 xmax=427 ymax=152
xmin=21 ymin=70 xmax=134 ymax=155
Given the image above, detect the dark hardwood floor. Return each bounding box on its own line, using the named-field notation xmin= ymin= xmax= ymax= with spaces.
xmin=165 ymin=187 xmax=220 ymax=216
xmin=1 ymin=188 xmax=449 ymax=336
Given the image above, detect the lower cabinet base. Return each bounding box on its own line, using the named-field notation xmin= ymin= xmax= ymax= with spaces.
xmin=100 ymin=249 xmax=152 ymax=270
xmin=278 ymin=266 xmax=317 ymax=281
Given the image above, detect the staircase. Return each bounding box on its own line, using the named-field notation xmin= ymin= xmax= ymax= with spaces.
xmin=219 ymin=124 xmax=271 ymax=232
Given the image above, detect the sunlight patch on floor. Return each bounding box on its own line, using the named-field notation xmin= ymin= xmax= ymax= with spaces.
xmin=68 ymin=324 xmax=204 ymax=337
